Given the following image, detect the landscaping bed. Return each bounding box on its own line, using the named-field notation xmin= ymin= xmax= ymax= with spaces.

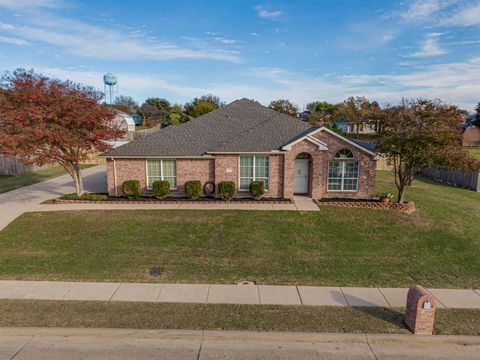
xmin=50 ymin=193 xmax=292 ymax=204
xmin=315 ymin=198 xmax=416 ymax=213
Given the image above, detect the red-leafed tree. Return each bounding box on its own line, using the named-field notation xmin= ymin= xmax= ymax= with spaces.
xmin=0 ymin=69 xmax=123 ymax=195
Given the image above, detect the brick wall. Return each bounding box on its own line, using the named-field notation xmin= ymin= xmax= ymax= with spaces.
xmin=176 ymin=159 xmax=215 ymax=194
xmin=107 ymin=158 xmax=215 ymax=196
xmin=213 ymin=154 xmax=284 ymax=198
xmin=463 ymin=126 xmax=480 ymax=147
xmin=107 ymin=158 xmax=147 ymax=196
xmin=283 ymin=130 xmax=376 ymax=199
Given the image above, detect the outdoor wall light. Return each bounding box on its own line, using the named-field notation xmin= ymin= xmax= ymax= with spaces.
xmin=423 ymin=299 xmax=431 ymax=309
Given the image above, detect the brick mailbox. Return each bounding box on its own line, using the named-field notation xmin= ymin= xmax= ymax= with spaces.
xmin=404 ymin=285 xmax=436 ymax=335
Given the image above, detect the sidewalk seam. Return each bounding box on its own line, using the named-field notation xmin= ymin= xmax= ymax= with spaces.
xmin=9 ymin=336 xmax=33 ymax=360
xmin=365 ymin=333 xmax=379 ymax=360
xmin=295 ymin=286 xmax=304 ymax=306
xmin=340 ymin=287 xmax=350 ymax=306
xmin=108 ymin=283 xmax=121 ymax=301
xmin=377 ymin=288 xmax=392 ymax=308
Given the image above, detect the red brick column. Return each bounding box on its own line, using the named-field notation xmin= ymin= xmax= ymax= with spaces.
xmin=404 ymin=285 xmax=436 ymax=335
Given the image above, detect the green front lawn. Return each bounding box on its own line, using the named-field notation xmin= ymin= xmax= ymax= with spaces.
xmin=1 ymin=300 xmax=479 ymax=335
xmin=0 ymin=171 xmax=479 ymax=287
xmin=0 ymin=164 xmax=96 ymax=194
xmin=467 ymin=147 xmax=480 ymax=161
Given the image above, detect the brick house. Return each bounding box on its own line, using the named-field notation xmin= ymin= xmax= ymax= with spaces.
xmin=463 ymin=125 xmax=480 ymax=147
xmin=102 ymin=99 xmax=377 ymax=199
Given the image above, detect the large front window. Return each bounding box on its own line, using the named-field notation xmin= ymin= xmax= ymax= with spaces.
xmin=239 ymin=156 xmax=269 ymax=191
xmin=147 ymin=159 xmax=176 ymax=189
xmin=327 ymin=149 xmax=359 ymax=191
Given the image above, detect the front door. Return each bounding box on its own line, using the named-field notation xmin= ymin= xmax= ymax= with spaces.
xmin=294 ymin=159 xmax=309 ymax=194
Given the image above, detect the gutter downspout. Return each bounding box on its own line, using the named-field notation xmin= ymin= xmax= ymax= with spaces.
xmin=112 ymin=158 xmax=118 ymax=197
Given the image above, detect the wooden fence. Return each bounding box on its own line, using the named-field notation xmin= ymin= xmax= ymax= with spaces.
xmin=0 ymin=155 xmax=37 ymax=176
xmin=421 ymin=168 xmax=480 ymax=192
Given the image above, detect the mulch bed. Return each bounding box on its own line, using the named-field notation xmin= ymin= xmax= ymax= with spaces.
xmin=315 ymin=198 xmax=416 ymax=213
xmin=48 ymin=196 xmax=292 ymax=205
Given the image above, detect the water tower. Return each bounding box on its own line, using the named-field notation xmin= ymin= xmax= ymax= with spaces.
xmin=103 ymin=73 xmax=118 ymax=104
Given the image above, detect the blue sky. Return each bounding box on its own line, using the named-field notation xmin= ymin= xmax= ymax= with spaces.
xmin=1 ymin=0 xmax=480 ymax=110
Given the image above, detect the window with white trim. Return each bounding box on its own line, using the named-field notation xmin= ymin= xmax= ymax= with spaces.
xmin=327 ymin=149 xmax=359 ymax=191
xmin=147 ymin=159 xmax=176 ymax=189
xmin=239 ymin=156 xmax=269 ymax=191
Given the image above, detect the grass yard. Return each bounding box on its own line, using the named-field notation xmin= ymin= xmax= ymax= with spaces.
xmin=0 ymin=300 xmax=479 ymax=335
xmin=0 ymin=171 xmax=479 ymax=287
xmin=0 ymin=164 xmax=95 ymax=194
xmin=467 ymin=147 xmax=480 ymax=161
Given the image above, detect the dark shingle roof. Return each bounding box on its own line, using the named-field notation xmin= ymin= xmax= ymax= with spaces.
xmin=104 ymin=98 xmax=313 ymax=157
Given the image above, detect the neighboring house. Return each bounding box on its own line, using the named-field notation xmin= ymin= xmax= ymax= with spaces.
xmin=463 ymin=125 xmax=480 ymax=147
xmin=112 ymin=110 xmax=136 ymax=136
xmin=102 ymin=99 xmax=377 ymax=199
xmin=131 ymin=113 xmax=143 ymax=125
xmin=336 ymin=118 xmax=382 ymax=134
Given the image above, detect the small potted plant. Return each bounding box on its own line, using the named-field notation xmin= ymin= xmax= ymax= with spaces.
xmin=378 ymin=191 xmax=394 ymax=204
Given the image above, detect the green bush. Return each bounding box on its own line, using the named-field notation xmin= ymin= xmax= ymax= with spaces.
xmin=249 ymin=181 xmax=265 ymax=200
xmin=122 ymin=180 xmax=141 ymax=199
xmin=152 ymin=180 xmax=170 ymax=199
xmin=218 ymin=181 xmax=235 ymax=201
xmin=185 ymin=180 xmax=202 ymax=199
xmin=61 ymin=193 xmax=108 ymax=201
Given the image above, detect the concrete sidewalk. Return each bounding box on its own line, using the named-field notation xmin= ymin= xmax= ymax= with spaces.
xmin=1 ymin=280 xmax=479 ymax=309
xmin=1 ymin=327 xmax=480 ymax=360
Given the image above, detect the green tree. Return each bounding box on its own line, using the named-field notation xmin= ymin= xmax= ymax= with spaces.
xmin=145 ymin=97 xmax=171 ymax=112
xmin=307 ymin=101 xmax=334 ymax=116
xmin=268 ymin=99 xmax=298 ymax=116
xmin=166 ymin=104 xmax=188 ymax=125
xmin=377 ymin=99 xmax=478 ymax=203
xmin=184 ymin=94 xmax=223 ymax=118
xmin=333 ymin=97 xmax=380 ymax=138
xmin=474 ymin=102 xmax=480 ymax=127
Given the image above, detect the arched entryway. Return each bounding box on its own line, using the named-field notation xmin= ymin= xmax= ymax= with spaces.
xmin=294 ymin=153 xmax=312 ymax=195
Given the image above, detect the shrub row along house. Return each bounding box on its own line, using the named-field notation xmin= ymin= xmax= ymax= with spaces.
xmin=102 ymin=98 xmax=377 ymax=199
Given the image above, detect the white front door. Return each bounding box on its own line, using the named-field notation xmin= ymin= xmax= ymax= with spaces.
xmin=294 ymin=159 xmax=309 ymax=194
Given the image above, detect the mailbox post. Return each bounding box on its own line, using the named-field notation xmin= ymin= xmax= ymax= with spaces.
xmin=404 ymin=285 xmax=436 ymax=335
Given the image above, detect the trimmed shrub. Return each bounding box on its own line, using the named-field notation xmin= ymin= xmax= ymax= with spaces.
xmin=122 ymin=180 xmax=141 ymax=199
xmin=218 ymin=181 xmax=235 ymax=201
xmin=249 ymin=181 xmax=265 ymax=200
xmin=185 ymin=180 xmax=202 ymax=199
xmin=152 ymin=180 xmax=170 ymax=199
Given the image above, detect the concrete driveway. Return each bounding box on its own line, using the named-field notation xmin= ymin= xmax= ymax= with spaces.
xmin=1 ymin=328 xmax=479 ymax=360
xmin=0 ymin=165 xmax=106 ymax=231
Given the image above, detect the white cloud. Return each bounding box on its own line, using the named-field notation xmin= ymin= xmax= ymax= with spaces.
xmin=7 ymin=55 xmax=480 ymax=111
xmin=254 ymin=5 xmax=283 ymax=20
xmin=0 ymin=0 xmax=62 ymax=9
xmin=0 ymin=22 xmax=14 ymax=30
xmin=0 ymin=15 xmax=242 ymax=63
xmin=0 ymin=35 xmax=29 ymax=45
xmin=406 ymin=33 xmax=448 ymax=57
xmin=443 ymin=3 xmax=480 ymax=26
xmin=400 ymin=0 xmax=454 ymax=22
xmin=227 ymin=58 xmax=480 ymax=110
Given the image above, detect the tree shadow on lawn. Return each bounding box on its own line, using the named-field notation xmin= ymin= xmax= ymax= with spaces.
xmin=331 ymin=290 xmax=408 ymax=331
